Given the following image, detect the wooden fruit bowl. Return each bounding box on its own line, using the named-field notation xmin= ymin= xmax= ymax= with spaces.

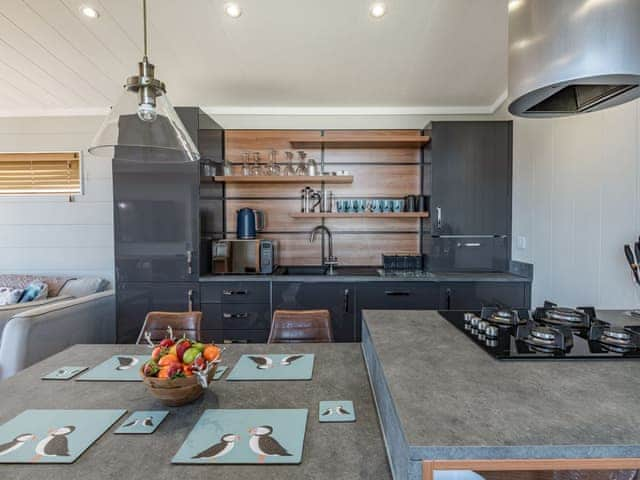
xmin=140 ymin=365 xmax=217 ymax=407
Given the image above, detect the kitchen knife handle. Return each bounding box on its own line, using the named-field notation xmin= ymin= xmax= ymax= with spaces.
xmin=624 ymin=245 xmax=640 ymax=284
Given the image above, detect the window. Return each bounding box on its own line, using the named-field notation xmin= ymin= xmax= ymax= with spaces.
xmin=0 ymin=152 xmax=81 ymax=195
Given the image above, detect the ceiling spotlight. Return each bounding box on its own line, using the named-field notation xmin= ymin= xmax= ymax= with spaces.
xmin=224 ymin=2 xmax=242 ymax=18
xmin=508 ymin=0 xmax=524 ymax=12
xmin=79 ymin=5 xmax=99 ymax=18
xmin=370 ymin=2 xmax=387 ymax=18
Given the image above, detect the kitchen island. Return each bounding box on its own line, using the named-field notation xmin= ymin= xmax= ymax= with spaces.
xmin=0 ymin=343 xmax=390 ymax=480
xmin=362 ymin=310 xmax=640 ymax=480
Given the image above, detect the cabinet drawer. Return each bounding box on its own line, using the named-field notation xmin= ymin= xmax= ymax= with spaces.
xmin=201 ymin=303 xmax=270 ymax=330
xmin=200 ymin=329 xmax=269 ymax=344
xmin=200 ymin=282 xmax=269 ymax=304
xmin=357 ymin=283 xmax=440 ymax=310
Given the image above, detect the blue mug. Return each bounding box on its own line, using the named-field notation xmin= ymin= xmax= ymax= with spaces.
xmin=382 ymin=200 xmax=392 ymax=212
xmin=336 ymin=199 xmax=345 ymax=212
xmin=393 ymin=199 xmax=405 ymax=212
xmin=344 ymin=199 xmax=353 ymax=213
xmin=355 ymin=199 xmax=366 ymax=213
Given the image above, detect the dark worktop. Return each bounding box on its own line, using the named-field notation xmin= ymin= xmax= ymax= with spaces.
xmin=0 ymin=344 xmax=390 ymax=480
xmin=362 ymin=309 xmax=640 ymax=475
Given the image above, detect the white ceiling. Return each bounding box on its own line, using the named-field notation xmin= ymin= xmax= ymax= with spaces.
xmin=0 ymin=0 xmax=509 ymax=117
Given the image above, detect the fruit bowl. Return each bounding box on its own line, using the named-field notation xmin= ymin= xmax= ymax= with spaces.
xmin=139 ymin=329 xmax=222 ymax=407
xmin=140 ymin=364 xmax=217 ymax=406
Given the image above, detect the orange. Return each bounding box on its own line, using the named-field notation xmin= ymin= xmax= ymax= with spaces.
xmin=157 ymin=367 xmax=170 ymax=379
xmin=158 ymin=354 xmax=179 ymax=367
xmin=183 ymin=364 xmax=193 ymax=377
xmin=203 ymin=345 xmax=221 ymax=362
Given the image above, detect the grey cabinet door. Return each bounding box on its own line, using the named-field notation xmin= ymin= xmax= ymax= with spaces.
xmin=439 ymin=282 xmax=530 ymax=310
xmin=431 ymin=122 xmax=512 ymax=236
xmin=271 ymin=282 xmax=356 ymax=342
xmin=116 ymin=282 xmax=200 ymax=343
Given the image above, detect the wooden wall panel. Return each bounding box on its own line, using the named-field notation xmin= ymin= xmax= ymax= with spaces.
xmin=325 ymin=217 xmax=419 ymax=232
xmin=332 ymin=233 xmax=419 ymax=266
xmin=260 ymin=233 xmax=321 ymax=266
xmin=324 ymin=130 xmax=422 ymax=164
xmin=329 ymin=164 xmax=420 ymax=197
xmin=226 ymin=199 xmax=318 ymax=233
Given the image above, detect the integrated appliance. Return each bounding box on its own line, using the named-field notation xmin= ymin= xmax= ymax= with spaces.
xmin=236 ymin=208 xmax=265 ymax=240
xmin=212 ymin=239 xmax=278 ymax=274
xmin=441 ymin=301 xmax=640 ymax=360
xmin=508 ymin=0 xmax=640 ymax=117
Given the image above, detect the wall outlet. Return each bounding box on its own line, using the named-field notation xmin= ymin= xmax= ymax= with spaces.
xmin=516 ymin=236 xmax=527 ymax=250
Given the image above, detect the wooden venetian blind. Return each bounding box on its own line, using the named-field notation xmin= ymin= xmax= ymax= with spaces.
xmin=0 ymin=152 xmax=81 ymax=195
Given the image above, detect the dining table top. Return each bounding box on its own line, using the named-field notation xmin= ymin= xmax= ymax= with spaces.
xmin=0 ymin=343 xmax=391 ymax=480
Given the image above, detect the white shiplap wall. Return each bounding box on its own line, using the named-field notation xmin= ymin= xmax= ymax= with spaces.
xmin=512 ymin=99 xmax=640 ymax=308
xmin=0 ymin=116 xmax=114 ymax=281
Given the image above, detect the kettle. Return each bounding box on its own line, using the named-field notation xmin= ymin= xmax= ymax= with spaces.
xmin=236 ymin=208 xmax=265 ymax=239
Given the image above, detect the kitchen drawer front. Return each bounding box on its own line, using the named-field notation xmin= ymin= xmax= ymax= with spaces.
xmin=428 ymin=236 xmax=509 ymax=272
xmin=200 ymin=329 xmax=269 ymax=344
xmin=357 ymin=283 xmax=440 ymax=310
xmin=201 ymin=303 xmax=270 ymax=330
xmin=200 ymin=282 xmax=270 ymax=304
xmin=440 ymin=282 xmax=530 ymax=310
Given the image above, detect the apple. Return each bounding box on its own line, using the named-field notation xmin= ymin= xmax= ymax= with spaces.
xmin=175 ymin=339 xmax=191 ymax=362
xmin=159 ymin=338 xmax=174 ymax=348
xmin=166 ymin=363 xmax=184 ymax=379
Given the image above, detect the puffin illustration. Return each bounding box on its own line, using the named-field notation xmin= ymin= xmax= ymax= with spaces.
xmin=116 ymin=356 xmax=138 ymax=371
xmin=121 ymin=419 xmax=138 ymax=428
xmin=336 ymin=405 xmax=351 ymax=416
xmin=33 ymin=426 xmax=75 ymax=461
xmin=122 ymin=416 xmax=154 ymax=429
xmin=191 ymin=433 xmax=240 ymax=461
xmin=0 ymin=433 xmax=36 ymax=456
xmin=142 ymin=417 xmax=154 ymax=427
xmin=320 ymin=408 xmax=333 ymax=416
xmin=280 ymin=354 xmax=304 ymax=366
xmin=248 ymin=355 xmax=273 ymax=369
xmin=249 ymin=425 xmax=292 ymax=463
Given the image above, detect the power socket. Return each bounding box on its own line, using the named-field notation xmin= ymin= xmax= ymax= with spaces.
xmin=516 ymin=236 xmax=527 ymax=250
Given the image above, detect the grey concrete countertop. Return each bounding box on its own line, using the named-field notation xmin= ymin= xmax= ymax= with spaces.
xmin=0 ymin=344 xmax=390 ymax=480
xmin=200 ymin=271 xmax=531 ymax=283
xmin=363 ymin=309 xmax=640 ymax=462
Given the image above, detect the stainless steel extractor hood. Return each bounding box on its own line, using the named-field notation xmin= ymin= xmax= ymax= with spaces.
xmin=508 ymin=0 xmax=640 ymax=118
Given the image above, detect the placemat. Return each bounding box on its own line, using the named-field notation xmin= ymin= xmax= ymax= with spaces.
xmin=172 ymin=409 xmax=308 ymax=464
xmin=77 ymin=355 xmax=150 ymax=382
xmin=226 ymin=354 xmax=314 ymax=381
xmin=42 ymin=366 xmax=87 ymax=380
xmin=0 ymin=409 xmax=125 ymax=464
xmin=114 ymin=411 xmax=168 ymax=435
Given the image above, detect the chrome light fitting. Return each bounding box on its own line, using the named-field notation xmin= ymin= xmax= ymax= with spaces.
xmin=89 ymin=0 xmax=199 ymax=163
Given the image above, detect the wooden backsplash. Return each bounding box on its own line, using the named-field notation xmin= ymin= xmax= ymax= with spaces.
xmin=222 ymin=129 xmax=428 ymax=266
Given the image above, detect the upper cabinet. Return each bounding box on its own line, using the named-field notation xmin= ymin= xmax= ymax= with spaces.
xmin=430 ymin=122 xmax=512 ymax=236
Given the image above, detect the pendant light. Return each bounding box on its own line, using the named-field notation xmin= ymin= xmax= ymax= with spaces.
xmin=88 ymin=0 xmax=199 ymax=163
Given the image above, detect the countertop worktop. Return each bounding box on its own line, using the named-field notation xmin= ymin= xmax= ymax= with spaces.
xmin=0 ymin=344 xmax=390 ymax=480
xmin=362 ymin=309 xmax=640 ymax=479
xmin=200 ymin=271 xmax=531 ymax=283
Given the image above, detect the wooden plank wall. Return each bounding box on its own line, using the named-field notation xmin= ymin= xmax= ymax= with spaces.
xmin=221 ymin=129 xmax=427 ymax=266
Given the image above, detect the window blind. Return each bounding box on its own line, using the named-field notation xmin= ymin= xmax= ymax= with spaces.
xmin=0 ymin=152 xmax=81 ymax=195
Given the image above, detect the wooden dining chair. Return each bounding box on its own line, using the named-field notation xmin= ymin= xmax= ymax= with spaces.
xmin=267 ymin=309 xmax=334 ymax=343
xmin=135 ymin=311 xmax=202 ymax=345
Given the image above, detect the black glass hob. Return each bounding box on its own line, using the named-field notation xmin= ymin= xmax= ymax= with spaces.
xmin=440 ymin=303 xmax=640 ymax=360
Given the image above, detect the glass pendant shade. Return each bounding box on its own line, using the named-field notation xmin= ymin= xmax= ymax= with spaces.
xmin=88 ymin=88 xmax=200 ymax=163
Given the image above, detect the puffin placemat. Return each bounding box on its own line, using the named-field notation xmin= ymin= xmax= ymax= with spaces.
xmin=319 ymin=401 xmax=356 ymax=422
xmin=226 ymin=354 xmax=314 ymax=381
xmin=213 ymin=365 xmax=228 ymax=380
xmin=42 ymin=366 xmax=88 ymax=380
xmin=114 ymin=411 xmax=168 ymax=435
xmin=0 ymin=409 xmax=126 ymax=464
xmin=77 ymin=355 xmax=150 ymax=382
xmin=172 ymin=409 xmax=308 ymax=465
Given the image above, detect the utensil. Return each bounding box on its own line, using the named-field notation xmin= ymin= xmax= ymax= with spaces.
xmin=307 ymin=157 xmax=319 ymax=176
xmin=222 ymin=158 xmax=233 ymax=176
xmin=320 ymin=190 xmax=333 ymax=213
xmin=624 ymin=244 xmax=640 ymax=284
xmin=237 ymin=208 xmax=265 ymax=239
xmin=310 ymin=191 xmax=322 ymax=212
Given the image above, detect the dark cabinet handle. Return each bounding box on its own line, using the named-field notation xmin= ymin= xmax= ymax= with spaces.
xmin=223 ymin=289 xmax=248 ymax=296
xmin=445 ymin=288 xmax=452 ymax=310
xmin=187 ymin=289 xmax=194 ymax=311
xmin=384 ymin=291 xmax=411 ymax=296
xmin=344 ymin=289 xmax=350 ymax=313
xmin=223 ymin=312 xmax=250 ymax=319
xmin=186 ymin=250 xmax=193 ymax=275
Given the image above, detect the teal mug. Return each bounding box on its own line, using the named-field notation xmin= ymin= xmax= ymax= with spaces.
xmin=382 ymin=200 xmax=392 ymax=212
xmin=371 ymin=199 xmax=382 ymax=212
xmin=392 ymin=199 xmax=405 ymax=212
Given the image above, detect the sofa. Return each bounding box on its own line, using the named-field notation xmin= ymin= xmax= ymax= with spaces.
xmin=0 ymin=274 xmax=115 ymax=380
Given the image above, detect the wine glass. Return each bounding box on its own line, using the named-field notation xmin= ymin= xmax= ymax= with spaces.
xmin=250 ymin=152 xmax=263 ymax=176
xmin=283 ymin=151 xmax=296 ymax=176
xmin=241 ymin=152 xmax=251 ymax=176
xmin=267 ymin=149 xmax=281 ymax=176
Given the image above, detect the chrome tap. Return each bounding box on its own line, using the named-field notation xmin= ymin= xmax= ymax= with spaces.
xmin=309 ymin=225 xmax=338 ymax=275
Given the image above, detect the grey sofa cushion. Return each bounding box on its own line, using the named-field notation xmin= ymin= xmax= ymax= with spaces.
xmin=58 ymin=277 xmax=109 ymax=298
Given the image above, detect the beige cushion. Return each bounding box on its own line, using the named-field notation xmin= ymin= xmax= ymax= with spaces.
xmin=59 ymin=277 xmax=109 ymax=298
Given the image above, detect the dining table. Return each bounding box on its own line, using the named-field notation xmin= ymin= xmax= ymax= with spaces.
xmin=0 ymin=343 xmax=391 ymax=480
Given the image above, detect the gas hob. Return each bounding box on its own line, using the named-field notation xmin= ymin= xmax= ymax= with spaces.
xmin=440 ymin=301 xmax=640 ymax=360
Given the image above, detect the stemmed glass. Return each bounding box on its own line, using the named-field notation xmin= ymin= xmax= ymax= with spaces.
xmin=241 ymin=152 xmax=251 ymax=176
xmin=250 ymin=152 xmax=263 ymax=176
xmin=266 ymin=149 xmax=281 ymax=176
xmin=283 ymin=151 xmax=296 ymax=176
xmin=295 ymin=151 xmax=308 ymax=175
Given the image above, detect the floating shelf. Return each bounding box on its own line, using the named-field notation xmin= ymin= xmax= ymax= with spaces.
xmin=290 ymin=212 xmax=430 ymax=219
xmin=289 ymin=135 xmax=431 ymax=148
xmin=212 ymin=175 xmax=353 ymax=184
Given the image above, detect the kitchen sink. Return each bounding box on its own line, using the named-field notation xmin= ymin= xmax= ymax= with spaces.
xmin=275 ymin=266 xmax=381 ymax=276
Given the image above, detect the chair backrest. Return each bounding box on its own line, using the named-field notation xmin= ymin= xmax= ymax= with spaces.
xmin=268 ymin=309 xmax=333 ymax=343
xmin=136 ymin=311 xmax=202 ymax=345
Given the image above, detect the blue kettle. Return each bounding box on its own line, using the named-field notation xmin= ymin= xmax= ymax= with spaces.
xmin=236 ymin=208 xmax=265 ymax=239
